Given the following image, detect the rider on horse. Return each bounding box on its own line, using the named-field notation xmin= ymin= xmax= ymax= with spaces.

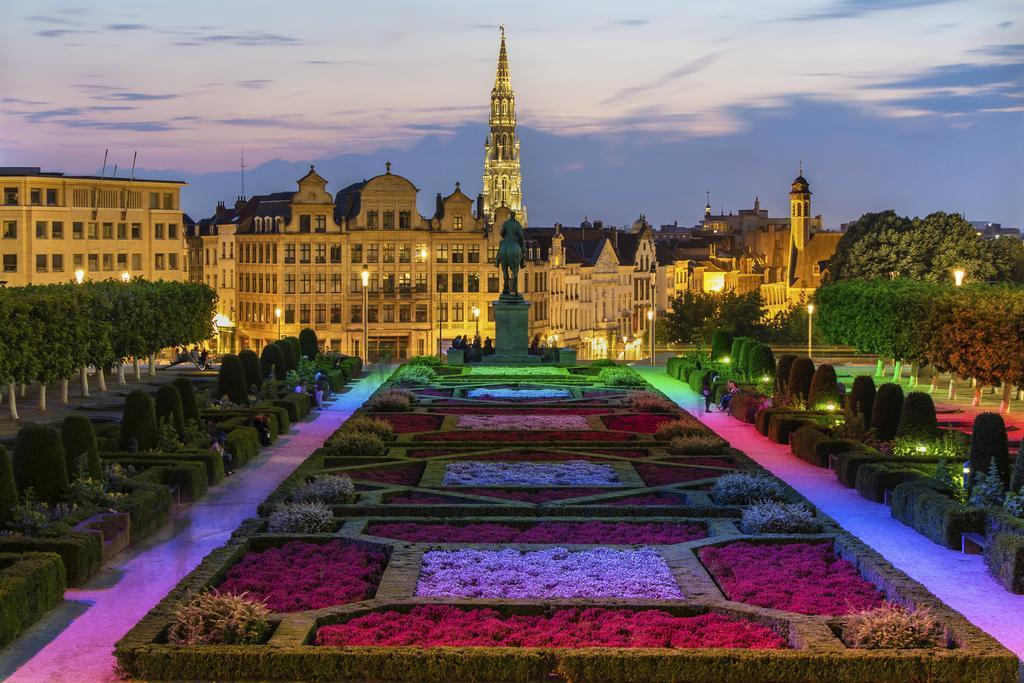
xmin=496 ymin=211 xmax=525 ymax=297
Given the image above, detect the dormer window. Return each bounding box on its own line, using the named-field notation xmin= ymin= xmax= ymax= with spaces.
xmin=367 ymin=211 xmax=378 ymax=229
xmin=453 ymin=213 xmax=463 ymax=230
xmin=299 ymin=215 xmax=311 ymax=233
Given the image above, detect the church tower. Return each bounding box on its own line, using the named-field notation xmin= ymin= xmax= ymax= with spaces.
xmin=482 ymin=26 xmax=526 ymax=226
xmin=789 ymin=164 xmax=811 ymax=251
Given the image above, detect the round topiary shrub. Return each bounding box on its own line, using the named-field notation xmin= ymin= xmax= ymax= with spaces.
xmin=120 ymin=389 xmax=158 ymax=452
xmin=173 ymin=377 xmax=200 ymax=424
xmin=775 ymin=354 xmax=797 ymax=394
xmin=728 ymin=337 xmax=749 ymax=366
xmin=291 ymin=474 xmax=356 ymax=504
xmin=736 ymin=339 xmax=756 ymax=379
xmin=969 ymin=412 xmax=1009 ymax=490
xmin=340 ymin=417 xmax=396 ymax=441
xmin=787 ymin=357 xmax=815 ymax=402
xmin=238 ymin=349 xmax=262 ymax=392
xmin=710 ymin=472 xmax=786 ymax=505
xmin=747 ymin=344 xmax=776 ymax=383
xmin=896 ymin=392 xmax=938 ymax=441
xmin=299 ymin=328 xmax=319 ymax=361
xmin=217 ymin=354 xmax=249 ymax=405
xmin=0 ymin=445 xmax=18 ymax=528
xmin=60 ymin=414 xmax=101 ymax=479
xmin=870 ymin=383 xmax=904 ymax=442
xmin=281 ymin=337 xmax=301 ymax=371
xmin=807 ymin=364 xmax=840 ymax=410
xmin=846 ymin=604 xmax=944 ymax=650
xmin=13 ymin=424 xmax=68 ymax=504
xmin=260 ymin=343 xmax=287 ymax=380
xmin=711 ymin=329 xmax=733 ymax=362
xmin=740 ymin=501 xmax=822 ymax=534
xmin=847 ymin=375 xmax=876 ymax=428
xmin=155 ymin=384 xmax=185 ymax=436
xmin=268 ymin=501 xmax=334 ymax=533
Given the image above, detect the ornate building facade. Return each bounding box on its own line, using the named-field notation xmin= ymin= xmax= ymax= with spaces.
xmin=481 ymin=27 xmax=527 ymax=226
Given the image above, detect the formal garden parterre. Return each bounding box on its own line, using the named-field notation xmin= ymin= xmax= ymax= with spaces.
xmin=115 ymin=359 xmax=1017 ymax=682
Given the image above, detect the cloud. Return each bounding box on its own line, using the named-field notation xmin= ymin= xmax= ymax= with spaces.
xmin=236 ymin=80 xmax=271 ymax=89
xmin=601 ymin=52 xmax=724 ymax=104
xmin=25 ymin=14 xmax=79 ymax=25
xmin=614 ymin=19 xmax=650 ymax=27
xmin=969 ymin=43 xmax=1024 ymax=59
xmin=105 ymin=23 xmax=149 ymax=31
xmin=874 ymin=61 xmax=1024 ymax=90
xmin=998 ymin=21 xmax=1014 ymax=29
xmin=172 ymin=31 xmax=302 ymax=47
xmin=304 ymin=59 xmax=367 ymax=65
xmin=35 ymin=29 xmax=86 ymax=38
xmin=63 ymin=119 xmax=178 ymax=132
xmin=0 ymin=97 xmax=47 ymax=105
xmin=556 ymin=161 xmax=585 ymax=173
xmin=791 ymin=0 xmax=958 ymax=21
xmin=96 ymin=92 xmax=180 ymax=101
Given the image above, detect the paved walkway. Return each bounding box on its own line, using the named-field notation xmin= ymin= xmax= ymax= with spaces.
xmin=639 ymin=367 xmax=1024 ymax=662
xmin=0 ymin=369 xmax=386 ymax=682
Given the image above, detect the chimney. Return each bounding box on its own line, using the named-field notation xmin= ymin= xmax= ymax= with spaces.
xmin=476 ymin=193 xmax=484 ymax=219
xmin=235 ymin=195 xmax=247 ymax=211
xmin=216 ymin=200 xmax=227 ymax=216
xmin=435 ymin=192 xmax=444 ymax=218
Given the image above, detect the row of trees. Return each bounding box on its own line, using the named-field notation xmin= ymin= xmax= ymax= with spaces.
xmin=0 ymin=280 xmax=216 ymax=419
xmin=815 ymin=279 xmax=1024 ymax=412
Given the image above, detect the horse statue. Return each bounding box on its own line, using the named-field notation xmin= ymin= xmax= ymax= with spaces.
xmin=496 ymin=212 xmax=525 ymax=297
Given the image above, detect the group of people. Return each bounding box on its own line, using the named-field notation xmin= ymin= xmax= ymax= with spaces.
xmin=701 ymin=373 xmax=739 ymax=413
xmin=452 ymin=335 xmax=494 ymax=362
xmin=295 ymin=374 xmax=329 ymax=409
xmin=169 ymin=346 xmax=209 ymax=370
xmin=528 ymin=334 xmax=558 ymax=361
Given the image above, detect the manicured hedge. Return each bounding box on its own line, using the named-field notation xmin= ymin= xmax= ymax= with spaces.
xmin=129 ymin=461 xmax=209 ymax=501
xmin=807 ymin=363 xmax=839 ymax=409
xmin=173 ymin=377 xmax=200 ymax=424
xmin=0 ymin=533 xmax=101 ymax=587
xmin=0 ymin=552 xmax=66 ymax=647
xmin=120 ymin=390 xmax=158 ymax=452
xmin=832 ymin=449 xmax=933 ymax=489
xmin=854 ymin=462 xmax=931 ymax=503
xmin=786 ymin=357 xmax=815 ymax=401
xmin=729 ymin=391 xmax=763 ymax=423
xmin=891 ymin=479 xmax=985 ymax=549
xmin=847 ymin=375 xmax=875 ymax=427
xmin=226 ymin=427 xmax=260 ymax=466
xmin=13 ymin=424 xmax=68 ymax=503
xmin=0 ymin=446 xmax=16 ymax=528
xmin=239 ymin=349 xmax=263 ymax=391
xmin=61 ymin=414 xmax=102 ymax=480
xmin=789 ymin=426 xmax=859 ymax=468
xmin=985 ymin=509 xmax=1024 ymax=593
xmin=871 ymin=383 xmax=904 ymax=442
xmin=767 ymin=414 xmax=821 ymax=445
xmin=272 ymin=393 xmax=311 ymax=422
xmin=969 ymin=412 xmax=1010 ymax=490
xmin=115 ymin=477 xmax=173 ymax=541
xmin=102 ymin=451 xmax=225 ymax=485
xmin=299 ymin=328 xmax=319 ymax=360
xmin=258 ymin=403 xmax=291 ymax=434
xmin=218 ymin=354 xmax=249 ymax=405
xmin=896 ymin=392 xmax=938 ymax=441
xmin=155 ymin=384 xmax=185 ymax=436
xmin=775 ymin=354 xmax=796 ymax=394
xmin=260 ymin=343 xmax=287 ymax=381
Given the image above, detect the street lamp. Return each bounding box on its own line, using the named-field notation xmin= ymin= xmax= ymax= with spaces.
xmin=274 ymin=307 xmax=282 ymax=340
xmin=74 ymin=269 xmax=85 ymax=284
xmin=419 ymin=246 xmax=433 ymax=358
xmin=647 ymin=308 xmax=655 ymax=367
xmin=361 ymin=265 xmax=370 ymax=363
xmin=806 ymin=303 xmax=815 ymax=360
xmin=120 ymin=271 xmax=131 ymax=283
xmin=472 ymin=305 xmax=480 ymax=339
xmin=953 ymin=268 xmax=965 ymax=287
xmin=622 ymin=335 xmax=628 ymax=361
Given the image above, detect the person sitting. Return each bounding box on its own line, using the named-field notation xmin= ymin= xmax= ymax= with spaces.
xmin=529 ymin=334 xmax=540 ymax=355
xmin=719 ymin=380 xmax=739 ymax=411
xmin=213 ymin=431 xmax=234 ymax=475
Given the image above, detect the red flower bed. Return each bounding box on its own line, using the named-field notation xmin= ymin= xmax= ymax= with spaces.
xmin=374 ymin=413 xmax=444 ymax=433
xmin=420 ymin=430 xmax=635 ymax=442
xmin=434 ymin=407 xmax=609 ymax=416
xmin=663 ymin=457 xmax=738 ymax=468
xmin=219 ymin=540 xmax=387 ymax=612
xmin=699 ymin=542 xmax=885 ymax=616
xmin=365 ymin=521 xmax=706 ymax=544
xmin=414 ymin=388 xmax=453 ymax=397
xmin=316 ymin=605 xmax=786 ymax=648
xmin=349 ymin=463 xmax=425 ymax=486
xmin=603 ymin=413 xmax=677 ymax=433
xmin=453 ymin=487 xmax=609 ymax=503
xmin=635 ymin=463 xmax=724 ymax=486
xmin=583 ymin=389 xmax=625 ymax=398
xmin=588 ymin=492 xmax=691 ymax=506
xmin=383 ymin=491 xmax=483 ymax=505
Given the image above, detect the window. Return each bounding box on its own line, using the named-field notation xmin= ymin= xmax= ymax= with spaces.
xmin=299 ymin=215 xmax=311 ymax=233
xmin=436 ymin=244 xmax=448 ymax=263
xmin=468 ymin=244 xmax=479 ymax=263
xmin=116 ymin=253 xmax=127 ymax=270
xmin=46 ymin=189 xmax=58 ymax=206
xmin=49 ymin=221 xmax=64 ymax=239
xmin=399 ymin=272 xmax=411 ymax=294
xmin=436 ymin=273 xmax=448 ymax=292
xmin=382 ymin=273 xmax=395 ymax=294
xmin=453 ymin=213 xmax=463 ymax=230
xmin=285 ymin=304 xmax=296 ymax=324
xmin=381 ymin=304 xmax=394 ymax=323
xmin=350 ymin=305 xmax=362 ymax=323
xmin=487 ymin=244 xmax=498 ymax=262
xmin=363 ymin=304 xmax=377 ymax=323
xmin=131 ymin=253 xmax=141 ymax=270
xmin=300 ymin=303 xmax=310 ymax=324
xmin=71 ymin=222 xmax=83 ymax=239
xmin=415 ymin=273 xmax=427 ymax=293
xmin=301 ymin=273 xmax=311 ymax=294
xmin=88 ymin=222 xmax=98 ymax=239
xmin=452 ymin=273 xmax=464 ymax=292
xmin=169 ymin=253 xmax=179 ymax=270
xmin=102 ymin=254 xmax=113 ymax=271
xmin=366 ymin=244 xmax=379 ymax=263
xmin=3 ymin=188 xmax=17 ymax=205
xmin=331 ymin=273 xmax=342 ymax=293
xmin=155 ymin=223 xmax=164 ymax=239
xmin=399 ymin=305 xmax=411 ymax=323
xmin=468 ymin=272 xmax=480 ymax=292
xmin=487 ymin=273 xmax=500 ymax=293
xmin=383 ymin=243 xmax=395 ymax=263
xmin=73 ymin=254 xmax=83 ymax=269
xmin=414 ymin=243 xmax=428 ymax=263
xmin=349 ymin=273 xmax=360 ymax=293
xmin=315 ymin=273 xmax=326 ymax=293
xmin=366 ymin=210 xmax=378 ymax=229
xmin=314 ymin=215 xmax=326 ymax=232
xmin=350 ymin=244 xmax=362 ymax=263
xmin=162 ymin=192 xmax=174 ymax=210
xmin=453 ymin=302 xmax=464 ymax=322
xmin=399 ymin=210 xmax=411 ymax=229
xmin=284 ymin=244 xmax=295 ymax=264
xmin=439 ymin=302 xmax=448 ymax=322
xmin=30 ymin=189 xmax=41 ymax=205
xmin=452 ymin=244 xmax=464 ymax=263
xmin=812 ymin=264 xmax=821 ymax=276
xmin=87 ymin=254 xmax=98 ymax=271
xmin=2 ymin=221 xmax=16 ymax=239
xmin=149 ymin=192 xmax=160 ymax=209
xmin=382 ymin=210 xmax=394 ymax=229
xmin=2 ymin=254 xmax=16 ymax=272
xmin=36 ymin=221 xmax=47 ymax=239
xmin=330 ymin=245 xmax=342 ymax=263
xmin=315 ymin=303 xmax=326 ymax=324
xmin=102 ymin=223 xmax=113 ymax=239
xmin=114 ymin=222 xmax=125 ymax=239
xmin=330 ymin=304 xmax=342 ymax=323
xmin=315 ymin=244 xmax=326 ymax=264
xmin=415 ymin=304 xmax=427 ymax=322
xmin=398 ymin=244 xmax=411 ymax=263
xmin=52 ymin=254 xmax=64 ymax=272
xmin=36 ymin=254 xmax=48 ymax=272
xmin=300 ymin=244 xmax=311 ymax=263
xmin=168 ymin=223 xmax=178 ymax=239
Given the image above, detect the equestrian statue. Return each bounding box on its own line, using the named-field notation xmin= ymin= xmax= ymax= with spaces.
xmin=496 ymin=211 xmax=525 ymax=298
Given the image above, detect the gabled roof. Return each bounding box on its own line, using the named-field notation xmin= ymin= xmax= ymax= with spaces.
xmin=334 ymin=180 xmax=367 ymax=221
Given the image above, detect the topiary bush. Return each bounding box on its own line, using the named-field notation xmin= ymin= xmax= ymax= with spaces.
xmin=896 ymin=392 xmax=938 ymax=442
xmin=173 ymin=377 xmax=200 ymax=424
xmin=280 ymin=337 xmax=300 ymax=372
xmin=736 ymin=339 xmax=756 ymax=379
xmin=589 ymin=359 xmax=617 ymax=368
xmin=653 ymin=418 xmax=706 ymax=441
xmin=0 ymin=551 xmax=66 ymax=648
xmin=597 ymin=367 xmax=645 ymax=387
xmin=60 ymin=415 xmax=101 ymax=480
xmin=807 ymin=363 xmax=840 ymax=409
xmin=366 ymin=389 xmax=414 ymax=412
xmin=786 ymin=357 xmax=815 ymax=402
xmin=13 ymin=425 xmax=68 ymax=504
xmin=846 ymin=604 xmax=944 ymax=650
xmin=0 ymin=446 xmax=17 ymax=528
xmin=728 ymin=337 xmax=749 ymax=367
xmin=870 ymin=383 xmax=904 ymax=442
xmin=390 ymin=364 xmax=435 ymax=386
xmin=155 ymin=385 xmax=185 ymax=437
xmin=740 ymin=501 xmax=822 ymax=534
xmin=217 ymin=354 xmax=249 ymax=405
xmin=847 ymin=375 xmax=876 ymax=428
xmin=710 ymin=472 xmax=787 ymax=505
xmin=747 ymin=343 xmax=776 ymax=383
xmin=775 ymin=354 xmax=797 ymax=394
xmin=260 ymin=343 xmax=287 ymax=380
xmin=167 ymin=591 xmax=271 ymax=646
xmin=628 ymin=392 xmax=678 ymax=414
xmin=408 ymin=355 xmax=442 ymax=367
xmin=711 ymin=329 xmax=733 ymax=362
xmin=238 ymin=350 xmax=262 ymax=392
xmin=323 ymin=431 xmax=387 ymax=458
xmin=267 ymin=501 xmax=334 ymax=533
xmin=666 ymin=435 xmax=729 ymax=455
xmin=291 ymin=474 xmax=356 ymax=504
xmin=340 ymin=417 xmax=396 ymax=441
xmin=299 ymin=328 xmax=319 ymax=360
xmin=119 ymin=390 xmax=158 ymax=452
xmin=969 ymin=412 xmax=1010 ymax=491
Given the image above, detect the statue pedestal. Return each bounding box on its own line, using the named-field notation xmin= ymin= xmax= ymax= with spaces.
xmin=482 ymin=296 xmax=540 ymax=365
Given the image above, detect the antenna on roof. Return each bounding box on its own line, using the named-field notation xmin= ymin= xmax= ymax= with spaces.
xmin=99 ymin=149 xmax=108 ymax=180
xmin=112 ymin=163 xmax=118 ymax=178
xmin=240 ymin=146 xmax=247 ymax=198
xmin=129 ymin=151 xmax=137 ymax=182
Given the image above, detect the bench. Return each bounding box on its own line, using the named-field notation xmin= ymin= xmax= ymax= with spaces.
xmin=961 ymin=531 xmax=990 ymax=555
xmin=883 ymin=489 xmax=894 ymax=506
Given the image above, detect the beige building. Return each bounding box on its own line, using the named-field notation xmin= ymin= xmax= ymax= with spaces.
xmin=1 ymin=167 xmax=187 ymax=286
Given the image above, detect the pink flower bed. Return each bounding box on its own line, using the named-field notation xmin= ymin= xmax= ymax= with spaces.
xmin=384 ymin=491 xmax=481 ymax=505
xmin=453 ymin=487 xmax=609 ymax=503
xmin=457 ymin=414 xmax=591 ymax=431
xmin=316 ymin=605 xmax=786 ymax=649
xmin=218 ymin=540 xmax=387 ymax=612
xmin=602 ymin=413 xmax=677 ymax=433
xmin=436 ymin=407 xmax=609 ymax=416
xmin=442 ymin=460 xmax=620 ymax=486
xmin=698 ymin=542 xmax=885 ymax=616
xmin=414 ymin=388 xmax=453 ymax=397
xmin=349 ymin=463 xmax=425 ymax=486
xmin=366 ymin=521 xmax=706 ymax=544
xmin=589 ymin=492 xmax=691 ymax=506
xmin=636 ymin=463 xmax=725 ymax=486
xmin=374 ymin=413 xmax=444 ymax=433
xmin=420 ymin=430 xmax=635 ymax=442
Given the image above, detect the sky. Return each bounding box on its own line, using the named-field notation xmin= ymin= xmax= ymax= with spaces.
xmin=0 ymin=0 xmax=1021 ymax=227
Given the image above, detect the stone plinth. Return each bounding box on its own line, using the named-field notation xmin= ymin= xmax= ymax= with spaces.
xmin=482 ymin=295 xmax=540 ymax=365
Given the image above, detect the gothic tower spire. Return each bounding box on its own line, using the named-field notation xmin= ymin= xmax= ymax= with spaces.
xmin=482 ymin=25 xmax=526 ymax=226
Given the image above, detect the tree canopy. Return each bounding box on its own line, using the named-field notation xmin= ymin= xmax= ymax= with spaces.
xmin=657 ymin=290 xmax=764 ymax=347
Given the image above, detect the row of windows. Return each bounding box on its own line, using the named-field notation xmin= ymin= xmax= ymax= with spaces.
xmin=2 ymin=187 xmax=176 ymax=210
xmin=1 ymin=220 xmax=177 ymax=241
xmin=215 ymin=241 xmax=550 ymax=268
xmin=1 ymin=251 xmax=176 ymax=273
xmin=233 ymin=270 xmax=547 ymax=297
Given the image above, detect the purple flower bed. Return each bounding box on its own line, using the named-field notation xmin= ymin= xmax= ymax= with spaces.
xmin=635 ymin=463 xmax=725 ymax=486
xmin=366 ymin=520 xmax=707 ymax=544
xmin=442 ymin=460 xmax=621 ymax=486
xmin=466 ymin=387 xmax=572 ymax=400
xmin=456 ymin=414 xmax=591 ymax=431
xmin=416 ymin=547 xmax=683 ymax=599
xmin=349 ymin=463 xmax=425 ymax=486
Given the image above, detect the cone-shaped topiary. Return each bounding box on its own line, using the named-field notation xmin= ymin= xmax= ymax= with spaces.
xmin=1010 ymin=441 xmax=1024 ymax=493
xmin=847 ymin=375 xmax=876 ymax=428
xmin=238 ymin=349 xmax=262 ymax=392
xmin=60 ymin=414 xmax=101 ymax=480
xmin=728 ymin=337 xmax=749 ymax=368
xmin=775 ymin=354 xmax=797 ymax=395
xmin=0 ymin=445 xmax=17 ymax=528
xmin=896 ymin=392 xmax=938 ymax=441
xmin=120 ymin=389 xmax=158 ymax=451
xmin=14 ymin=424 xmax=68 ymax=504
xmin=155 ymin=384 xmax=185 ymax=436
xmin=299 ymin=328 xmax=319 ymax=361
xmin=260 ymin=343 xmax=286 ymax=380
xmin=278 ymin=340 xmax=297 ymax=373
xmin=173 ymin=377 xmax=200 ymax=424
xmin=807 ymin=364 xmax=840 ymax=410
xmin=870 ymin=383 xmax=904 ymax=442
xmin=736 ymin=340 xmax=756 ymax=380
xmin=711 ymin=329 xmax=733 ymax=363
xmin=787 ymin=357 xmax=815 ymax=402
xmin=747 ymin=344 xmax=776 ymax=383
xmin=969 ymin=412 xmax=1009 ymax=491
xmin=217 ymin=354 xmax=249 ymax=405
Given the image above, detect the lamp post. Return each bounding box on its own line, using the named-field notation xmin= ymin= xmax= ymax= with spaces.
xmin=420 ymin=246 xmax=433 ymax=358
xmin=74 ymin=269 xmax=85 ymax=284
xmin=472 ymin=305 xmax=480 ymax=339
xmin=120 ymin=271 xmax=131 ymax=283
xmin=361 ymin=265 xmax=370 ymax=364
xmin=806 ymin=303 xmax=815 ymax=360
xmin=953 ymin=268 xmax=965 ymax=287
xmin=647 ymin=308 xmax=655 ymax=366
xmin=622 ymin=335 xmax=628 ymax=361
xmin=274 ymin=307 xmax=282 ymax=340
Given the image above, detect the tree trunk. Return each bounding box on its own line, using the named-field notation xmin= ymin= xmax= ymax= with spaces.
xmin=874 ymin=358 xmax=885 ymax=377
xmin=118 ymin=362 xmax=127 ymax=385
xmin=148 ymin=353 xmax=157 ymax=378
xmin=891 ymin=360 xmax=902 ymax=382
xmin=972 ymin=383 xmax=982 ymax=406
xmin=1000 ymin=383 xmax=1013 ymax=414
xmin=81 ymin=366 xmax=90 ymax=398
xmin=97 ymin=367 xmax=107 ymax=392
xmin=133 ymin=358 xmax=141 ymax=382
xmin=8 ymin=383 xmax=18 ymax=420
xmin=1018 ymin=388 xmax=1024 ymax=401
xmin=909 ymin=363 xmax=920 ymax=387
xmin=61 ymin=378 xmax=69 ymax=404
xmin=19 ymin=383 xmax=26 ymax=398
xmin=37 ymin=382 xmax=46 ymax=412
xmin=948 ymin=377 xmax=957 ymax=400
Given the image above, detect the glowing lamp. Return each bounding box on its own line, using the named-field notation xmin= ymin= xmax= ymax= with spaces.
xmin=723 ymin=356 xmax=731 ymax=364
xmin=762 ymin=375 xmax=771 ymax=382
xmin=646 ymin=309 xmax=653 ymax=321
xmin=274 ymin=307 xmax=282 ymax=319
xmin=825 ymin=403 xmax=836 ymax=411
xmin=74 ymin=269 xmax=85 ymax=284
xmin=916 ymin=444 xmax=928 ymax=454
xmin=807 ymin=303 xmax=815 ymax=315
xmin=472 ymin=305 xmax=480 ymax=319
xmin=962 ymin=462 xmax=970 ymax=477
xmin=121 ymin=271 xmax=131 ymax=283
xmin=953 ymin=269 xmax=965 ymax=287
xmin=361 ymin=266 xmax=370 ymax=288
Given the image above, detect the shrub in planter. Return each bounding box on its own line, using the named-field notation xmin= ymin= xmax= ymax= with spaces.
xmin=0 ymin=551 xmax=66 ymax=648
xmin=260 ymin=343 xmax=287 ymax=380
xmin=267 ymin=501 xmax=334 ymax=533
xmin=598 ymin=367 xmax=645 ymax=387
xmin=666 ymin=435 xmax=729 ymax=455
xmin=341 ymin=416 xmax=396 ymax=441
xmin=155 ymin=384 xmax=185 ymax=437
xmin=896 ymin=392 xmax=938 ymax=441
xmin=13 ymin=424 xmax=68 ymax=504
xmin=787 ymin=357 xmax=815 ymax=401
xmin=870 ymin=383 xmax=904 ymax=442
xmin=628 ymin=392 xmax=678 ymax=414
xmin=847 ymin=375 xmax=876 ymax=428
xmin=846 ymin=604 xmax=944 ymax=649
xmin=323 ymin=431 xmax=387 ymax=458
xmin=119 ymin=390 xmax=158 ymax=452
xmin=299 ymin=327 xmax=319 ymax=360
xmin=0 ymin=446 xmax=17 ymax=527
xmin=747 ymin=343 xmax=776 ymax=382
xmin=969 ymin=412 xmax=1010 ymax=490
xmin=173 ymin=377 xmax=200 ymax=424
xmin=710 ymin=472 xmax=786 ymax=505
xmin=238 ymin=349 xmax=262 ymax=391
xmin=366 ymin=389 xmax=414 ymax=412
xmin=291 ymin=474 xmax=356 ymax=504
xmin=740 ymin=501 xmax=822 ymax=534
xmin=60 ymin=414 xmax=101 ymax=480
xmin=654 ymin=418 xmax=705 ymax=441
xmin=711 ymin=329 xmax=733 ymax=362
xmin=775 ymin=354 xmax=797 ymax=394
xmin=807 ymin=364 xmax=840 ymax=409
xmin=167 ymin=591 xmax=271 ymax=646
xmin=217 ymin=354 xmax=249 ymax=405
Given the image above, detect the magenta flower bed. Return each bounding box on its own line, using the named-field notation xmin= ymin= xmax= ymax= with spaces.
xmin=420 ymin=430 xmax=635 ymax=442
xmin=436 ymin=407 xmax=609 ymax=416
xmin=218 ymin=540 xmax=387 ymax=612
xmin=699 ymin=542 xmax=885 ymax=616
xmin=602 ymin=413 xmax=678 ymax=433
xmin=375 ymin=413 xmax=444 ymax=433
xmin=589 ymin=492 xmax=691 ymax=506
xmin=453 ymin=487 xmax=610 ymax=503
xmin=442 ymin=460 xmax=620 ymax=486
xmin=383 ymin=491 xmax=483 ymax=505
xmin=366 ymin=521 xmax=706 ymax=544
xmin=349 ymin=463 xmax=425 ymax=486
xmin=636 ymin=463 xmax=725 ymax=486
xmin=414 ymin=388 xmax=453 ymax=397
xmin=457 ymin=414 xmax=591 ymax=431
xmin=316 ymin=605 xmax=786 ymax=648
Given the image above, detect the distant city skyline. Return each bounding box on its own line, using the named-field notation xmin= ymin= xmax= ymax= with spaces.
xmin=1 ymin=0 xmax=1021 ymax=226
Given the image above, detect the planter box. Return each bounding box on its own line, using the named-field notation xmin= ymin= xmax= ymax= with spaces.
xmin=73 ymin=511 xmax=132 ymax=561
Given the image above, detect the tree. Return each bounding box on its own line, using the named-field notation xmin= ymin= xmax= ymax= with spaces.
xmin=299 ymin=328 xmax=319 ymax=360
xmin=238 ymin=349 xmax=262 ymax=392
xmin=278 ymin=340 xmax=297 ymax=374
xmin=896 ymin=392 xmax=938 ymax=441
xmin=969 ymin=412 xmax=1009 ymax=491
xmin=747 ymin=344 xmax=776 ymax=381
xmin=13 ymin=424 xmax=68 ymax=504
xmin=710 ymin=329 xmax=733 ymax=362
xmin=155 ymin=385 xmax=186 ymax=436
xmin=847 ymin=375 xmax=876 ymax=428
xmin=775 ymin=354 xmax=797 ymax=394
xmin=787 ymin=357 xmax=815 ymax=402
xmin=120 ymin=390 xmax=158 ymax=451
xmin=807 ymin=364 xmax=840 ymax=409
xmin=658 ymin=290 xmax=764 ymax=347
xmin=217 ymin=354 xmax=250 ymax=405
xmin=61 ymin=414 xmax=101 ymax=480
xmin=261 ymin=343 xmax=286 ymax=380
